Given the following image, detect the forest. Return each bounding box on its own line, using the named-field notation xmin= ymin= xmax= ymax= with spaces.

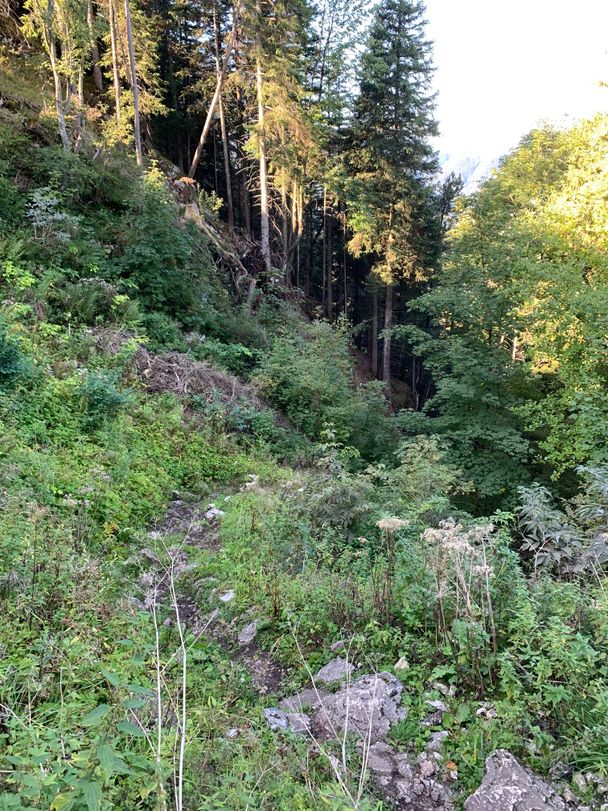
xmin=0 ymin=0 xmax=607 ymax=808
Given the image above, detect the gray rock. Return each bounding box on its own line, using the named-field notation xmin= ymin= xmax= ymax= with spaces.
xmin=285 ymin=712 xmax=311 ymax=735
xmin=420 ymin=759 xmax=436 ymax=778
xmin=364 ymin=741 xmax=453 ymax=810
xmin=315 ymin=657 xmax=354 ymax=685
xmin=238 ymin=620 xmax=258 ymax=646
xmin=431 ymin=681 xmax=451 ymax=696
xmin=219 ymin=589 xmax=235 ymax=603
xmin=263 ymin=707 xmax=310 ymax=735
xmin=330 ymin=639 xmax=346 ymax=653
xmin=313 ymin=672 xmax=406 ymax=743
xmin=264 ymin=707 xmax=288 ymax=731
xmin=427 ymin=731 xmax=449 ymax=752
xmin=476 ymin=702 xmax=497 ymax=720
xmin=226 ymin=728 xmax=239 ymax=739
xmin=464 ymin=750 xmax=566 ymax=811
xmin=366 ymin=741 xmax=401 ymax=774
xmin=426 ymin=699 xmax=449 ymax=714
xmin=279 ymin=687 xmax=331 ymax=713
xmin=205 ymin=504 xmax=225 ymax=521
xmin=572 ymin=773 xmax=587 ymax=792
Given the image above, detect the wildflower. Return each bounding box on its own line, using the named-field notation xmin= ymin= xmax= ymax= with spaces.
xmin=377 ymin=517 xmax=410 ymax=533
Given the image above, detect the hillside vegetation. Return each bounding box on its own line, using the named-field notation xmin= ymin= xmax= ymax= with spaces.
xmin=1 ymin=4 xmax=608 ymax=810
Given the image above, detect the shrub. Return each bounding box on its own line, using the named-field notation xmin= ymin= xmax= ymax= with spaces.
xmin=77 ymin=370 xmax=130 ymax=430
xmin=0 ymin=322 xmax=29 ymax=388
xmin=141 ymin=311 xmax=187 ymax=351
xmin=194 ymin=337 xmax=260 ymax=377
xmin=256 ymin=320 xmax=395 ymax=461
xmin=118 ymin=167 xmax=213 ymax=320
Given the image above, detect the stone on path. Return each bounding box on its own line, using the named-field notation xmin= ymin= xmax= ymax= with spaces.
xmin=263 ymin=707 xmax=310 ymax=735
xmin=364 ymin=741 xmax=454 ymax=810
xmin=279 ymin=687 xmax=331 ymax=713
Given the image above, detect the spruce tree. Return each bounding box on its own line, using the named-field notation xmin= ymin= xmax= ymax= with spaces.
xmin=345 ymin=0 xmax=438 ymax=394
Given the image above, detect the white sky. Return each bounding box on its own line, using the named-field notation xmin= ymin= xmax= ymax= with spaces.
xmin=424 ymin=0 xmax=608 ymax=161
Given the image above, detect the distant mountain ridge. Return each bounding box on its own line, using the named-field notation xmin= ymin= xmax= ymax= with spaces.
xmin=438 ymin=151 xmax=500 ymax=194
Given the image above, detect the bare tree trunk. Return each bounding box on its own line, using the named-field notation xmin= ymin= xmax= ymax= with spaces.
xmin=44 ymin=0 xmax=70 ymax=150
xmin=321 ymin=186 xmax=327 ymax=313
xmin=87 ymin=1 xmax=103 ymax=91
xmin=234 ymin=40 xmax=251 ymax=237
xmin=124 ymin=0 xmax=143 ymax=165
xmin=256 ymin=49 xmax=270 ymax=269
xmin=218 ymin=96 xmax=234 ymax=227
xmin=305 ymin=208 xmax=312 ymax=297
xmin=383 ymin=283 xmax=393 ymax=397
xmin=109 ymin=0 xmax=121 ymax=120
xmin=325 ymin=206 xmax=333 ymax=320
xmin=212 ymin=1 xmax=234 ymax=229
xmin=240 ymin=159 xmax=252 ymax=237
xmin=281 ymin=171 xmax=290 ymax=284
xmin=371 ymin=289 xmax=378 ymax=378
xmin=188 ymin=0 xmax=241 ymax=178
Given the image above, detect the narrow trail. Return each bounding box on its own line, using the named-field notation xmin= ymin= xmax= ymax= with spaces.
xmin=133 ymin=491 xmax=456 ymax=810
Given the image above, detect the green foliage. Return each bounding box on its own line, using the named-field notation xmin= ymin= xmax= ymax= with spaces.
xmin=194 ymin=337 xmax=260 ymax=378
xmin=516 ymin=465 xmax=608 ymax=576
xmin=397 ymin=329 xmax=532 ymax=510
xmin=77 ymin=370 xmax=131 ymax=430
xmin=257 ymin=319 xmax=395 ymax=460
xmin=0 ymin=321 xmax=29 ymax=388
xmin=118 ymin=167 xmax=213 ymax=320
xmin=407 ymin=115 xmax=608 ymax=501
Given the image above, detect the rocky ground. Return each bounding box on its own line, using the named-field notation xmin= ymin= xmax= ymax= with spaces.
xmin=133 ymin=493 xmax=601 ymax=811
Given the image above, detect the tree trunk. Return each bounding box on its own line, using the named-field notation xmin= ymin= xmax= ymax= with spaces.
xmin=256 ymin=52 xmax=270 ymax=269
xmin=305 ymin=208 xmax=312 ymax=297
xmin=325 ymin=206 xmax=333 ymax=320
xmin=240 ymin=158 xmax=252 ymax=237
xmin=383 ymin=283 xmax=393 ymax=397
xmin=281 ymin=171 xmax=289 ymax=284
xmin=371 ymin=289 xmax=378 ymax=378
xmin=109 ymin=0 xmax=121 ymax=121
xmin=213 ymin=2 xmax=234 ymax=229
xmin=124 ymin=0 xmax=143 ymax=165
xmin=188 ymin=0 xmax=241 ymax=178
xmin=87 ymin=1 xmax=103 ymax=91
xmin=44 ymin=0 xmax=70 ymax=150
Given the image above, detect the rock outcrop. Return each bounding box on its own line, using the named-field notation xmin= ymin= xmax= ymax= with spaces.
xmin=464 ymin=750 xmax=567 ymax=811
xmin=313 ymin=671 xmax=406 ymax=743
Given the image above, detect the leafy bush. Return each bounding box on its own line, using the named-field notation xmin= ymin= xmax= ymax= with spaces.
xmin=141 ymin=311 xmax=187 ymax=351
xmin=256 ymin=320 xmax=395 ymax=460
xmin=118 ymin=167 xmax=213 ymax=320
xmin=222 ymin=401 xmax=312 ymax=463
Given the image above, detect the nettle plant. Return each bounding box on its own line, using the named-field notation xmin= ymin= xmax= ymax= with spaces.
xmin=516 ymin=466 xmax=608 ymax=578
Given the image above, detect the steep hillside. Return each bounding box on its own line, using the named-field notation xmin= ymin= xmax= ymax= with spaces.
xmin=1 ymin=17 xmax=608 ymax=811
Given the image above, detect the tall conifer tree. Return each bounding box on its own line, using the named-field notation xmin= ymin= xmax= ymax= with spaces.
xmin=346 ymin=0 xmax=437 ymax=395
